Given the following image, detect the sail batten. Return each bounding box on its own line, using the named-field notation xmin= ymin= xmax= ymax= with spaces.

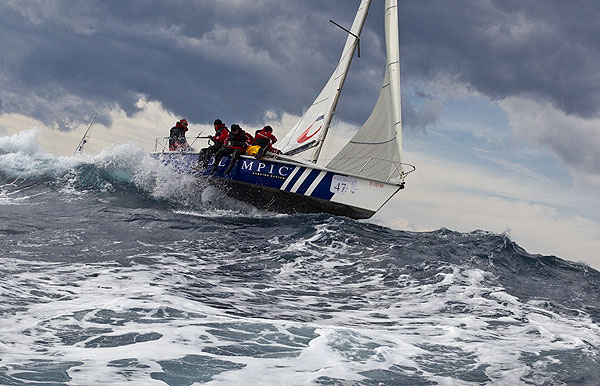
xmin=349 ymin=137 xmax=397 ymax=145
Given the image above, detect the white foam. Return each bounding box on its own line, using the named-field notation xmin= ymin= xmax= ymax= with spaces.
xmin=1 ymin=253 xmax=599 ymax=385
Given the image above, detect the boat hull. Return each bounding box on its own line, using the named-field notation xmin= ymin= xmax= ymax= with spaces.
xmin=150 ymin=152 xmax=402 ymax=219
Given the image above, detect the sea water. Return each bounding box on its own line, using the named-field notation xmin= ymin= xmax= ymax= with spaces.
xmin=1 ymin=130 xmax=599 ymax=385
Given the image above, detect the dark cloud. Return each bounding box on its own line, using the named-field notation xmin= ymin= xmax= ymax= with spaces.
xmin=402 ymin=94 xmax=443 ymax=133
xmin=0 ymin=0 xmax=598 ymax=135
xmin=0 ymin=0 xmax=379 ymax=131
xmin=399 ymin=0 xmax=600 ymax=119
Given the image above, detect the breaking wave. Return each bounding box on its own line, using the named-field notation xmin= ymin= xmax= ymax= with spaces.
xmin=0 ymin=129 xmax=260 ymax=214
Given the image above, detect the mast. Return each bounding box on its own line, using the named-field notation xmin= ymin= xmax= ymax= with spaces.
xmin=73 ymin=114 xmax=97 ymax=156
xmin=310 ymin=0 xmax=372 ymax=163
xmin=385 ymin=0 xmax=403 ymax=168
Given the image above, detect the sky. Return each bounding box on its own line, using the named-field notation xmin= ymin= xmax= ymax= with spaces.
xmin=0 ymin=0 xmax=599 ymax=269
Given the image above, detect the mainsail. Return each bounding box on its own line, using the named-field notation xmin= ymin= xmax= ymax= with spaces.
xmin=327 ymin=0 xmax=403 ymax=182
xmin=278 ymin=0 xmax=371 ymax=162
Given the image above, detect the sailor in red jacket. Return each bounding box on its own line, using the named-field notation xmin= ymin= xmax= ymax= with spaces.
xmin=210 ymin=124 xmax=252 ymax=175
xmin=198 ymin=119 xmax=229 ymax=167
xmin=252 ymin=125 xmax=279 ymax=159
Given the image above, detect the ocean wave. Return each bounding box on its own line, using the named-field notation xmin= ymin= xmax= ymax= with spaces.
xmin=2 ymin=130 xmax=599 ymax=384
xmin=0 ymin=130 xmax=212 ymax=209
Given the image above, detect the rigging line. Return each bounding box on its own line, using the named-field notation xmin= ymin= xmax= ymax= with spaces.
xmin=189 ymin=131 xmax=205 ymax=148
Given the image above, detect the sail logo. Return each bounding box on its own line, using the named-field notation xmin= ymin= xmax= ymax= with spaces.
xmin=296 ymin=114 xmax=324 ymax=143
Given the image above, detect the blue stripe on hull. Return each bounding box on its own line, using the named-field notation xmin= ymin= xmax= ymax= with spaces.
xmin=150 ymin=153 xmax=338 ymax=202
xmin=281 ymin=166 xmax=304 ymax=192
xmin=295 ymin=169 xmax=322 ymax=195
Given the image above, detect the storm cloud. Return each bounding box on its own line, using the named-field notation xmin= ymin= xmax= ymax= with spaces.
xmin=0 ymin=0 xmax=383 ymax=130
xmin=400 ymin=0 xmax=600 ymax=118
xmin=1 ymin=0 xmax=599 ymax=149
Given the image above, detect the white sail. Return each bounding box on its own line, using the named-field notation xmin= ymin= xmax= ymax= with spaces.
xmin=278 ymin=0 xmax=371 ymax=162
xmin=327 ymin=0 xmax=403 ymax=181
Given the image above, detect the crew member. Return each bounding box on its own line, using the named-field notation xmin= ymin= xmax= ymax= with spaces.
xmin=198 ymin=119 xmax=229 ymax=167
xmin=210 ymin=124 xmax=252 ymax=175
xmin=169 ymin=119 xmax=190 ymax=151
xmin=251 ymin=125 xmax=278 ymax=159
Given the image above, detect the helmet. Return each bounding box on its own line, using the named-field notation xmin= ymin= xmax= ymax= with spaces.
xmin=214 ymin=119 xmax=223 ymax=125
xmin=263 ymin=125 xmax=273 ymax=133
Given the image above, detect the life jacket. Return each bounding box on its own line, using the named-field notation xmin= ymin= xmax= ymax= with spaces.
xmin=169 ymin=122 xmax=189 ymax=150
xmin=227 ymin=129 xmax=249 ymax=150
xmin=246 ymin=145 xmax=261 ymax=156
xmin=244 ymin=132 xmax=254 ymax=146
xmin=171 ymin=122 xmax=187 ymax=138
xmin=252 ymin=128 xmax=277 ymax=148
xmin=213 ymin=124 xmax=229 ymax=143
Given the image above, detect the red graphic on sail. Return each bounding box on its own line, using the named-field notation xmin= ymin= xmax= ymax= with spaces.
xmin=297 ymin=114 xmax=325 ymax=143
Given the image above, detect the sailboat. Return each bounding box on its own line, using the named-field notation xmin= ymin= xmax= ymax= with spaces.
xmin=74 ymin=114 xmax=97 ymax=155
xmin=151 ymin=0 xmax=414 ymax=219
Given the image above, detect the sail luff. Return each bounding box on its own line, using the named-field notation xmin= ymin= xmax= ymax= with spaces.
xmin=385 ymin=0 xmax=403 ymax=173
xmin=310 ymin=0 xmax=372 ymax=163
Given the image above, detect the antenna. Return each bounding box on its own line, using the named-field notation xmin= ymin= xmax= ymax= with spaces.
xmin=73 ymin=114 xmax=97 ymax=156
